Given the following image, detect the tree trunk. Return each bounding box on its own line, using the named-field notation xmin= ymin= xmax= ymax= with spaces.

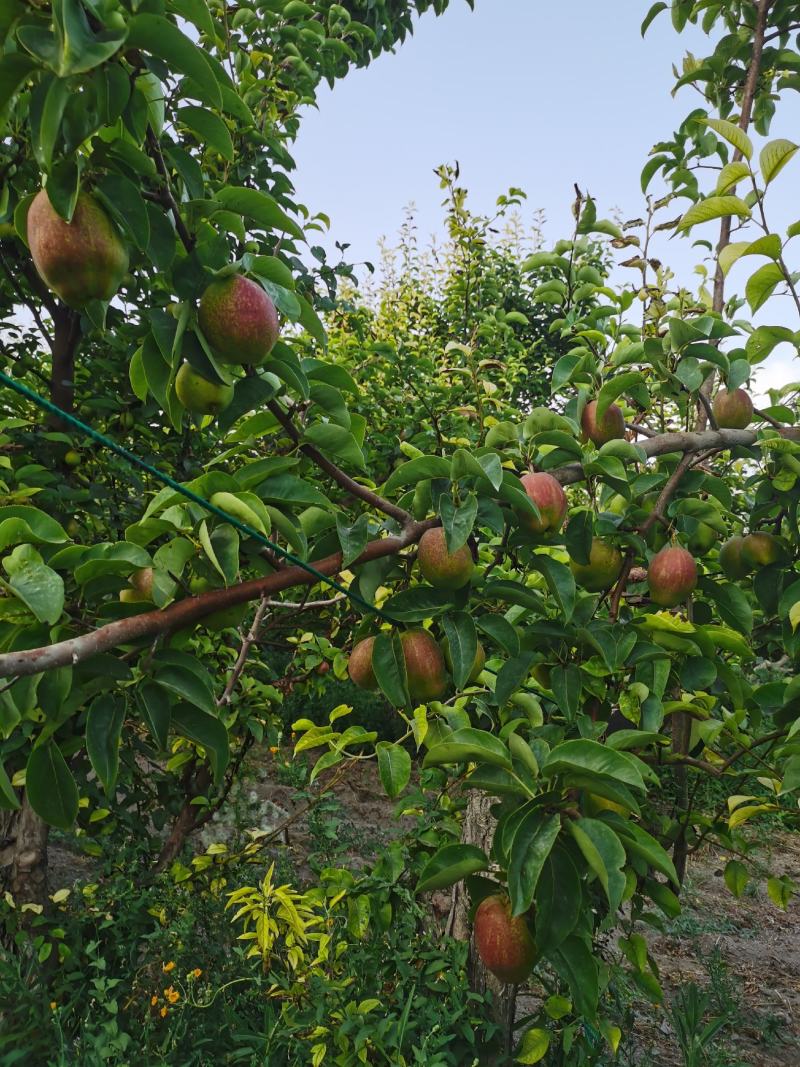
xmin=155 ymin=765 xmax=212 ymax=872
xmin=48 ymin=306 xmax=79 ymax=426
xmin=0 ymin=793 xmax=49 ymax=906
xmin=451 ymin=792 xmax=517 ymax=1057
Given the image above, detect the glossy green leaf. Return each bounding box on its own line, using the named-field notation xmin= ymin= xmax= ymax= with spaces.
xmin=703 ymin=117 xmax=753 ymax=160
xmin=760 ymin=138 xmax=798 ymax=184
xmin=442 ymin=611 xmax=478 ymax=689
xmin=508 ymin=810 xmax=560 ymax=916
xmin=26 ymin=742 xmax=79 ymax=830
xmin=677 ymin=196 xmax=751 ymax=232
xmin=372 ymin=632 xmax=410 ymax=708
xmin=127 ymin=14 xmax=222 ymax=109
xmin=542 ymin=739 xmax=646 ymax=791
xmin=416 ymin=843 xmax=489 ymax=893
xmin=216 ymin=185 xmax=303 ymax=239
xmin=86 ymin=694 xmax=125 ymax=797
xmin=376 ymin=741 xmax=411 ymax=798
xmin=424 ymin=727 xmax=511 ymax=770
xmin=171 ymin=704 xmax=229 ymax=783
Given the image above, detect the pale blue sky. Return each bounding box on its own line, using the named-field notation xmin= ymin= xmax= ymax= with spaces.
xmin=292 ymin=0 xmax=800 ymax=398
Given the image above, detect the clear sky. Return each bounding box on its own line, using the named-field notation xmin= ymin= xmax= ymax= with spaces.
xmin=292 ymin=0 xmax=800 ymax=400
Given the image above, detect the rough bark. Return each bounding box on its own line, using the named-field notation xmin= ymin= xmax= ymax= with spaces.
xmin=0 ymin=794 xmax=49 ymax=906
xmin=451 ymin=792 xmax=516 ymax=1052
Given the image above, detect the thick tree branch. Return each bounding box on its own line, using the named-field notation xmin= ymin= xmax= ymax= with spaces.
xmin=267 ymin=399 xmax=413 ymax=525
xmin=0 ymin=522 xmax=433 ymax=679
xmin=0 ymin=425 xmax=781 ymax=680
xmin=552 ymin=426 xmax=757 ymax=486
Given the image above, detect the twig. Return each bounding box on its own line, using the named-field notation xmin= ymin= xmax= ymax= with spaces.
xmin=267 ymin=399 xmax=413 ymax=526
xmin=145 ymin=128 xmax=195 ymax=253
xmin=217 ymin=597 xmax=270 ymax=707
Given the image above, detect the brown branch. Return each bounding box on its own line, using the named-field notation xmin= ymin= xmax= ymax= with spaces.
xmin=0 ymin=522 xmax=433 ymax=679
xmin=217 ymin=596 xmax=270 ymax=708
xmin=145 ymin=128 xmax=195 ymax=254
xmin=552 ymin=426 xmax=757 ymax=487
xmin=700 ymin=0 xmax=773 ymax=430
xmin=267 ymin=399 xmax=413 ymax=526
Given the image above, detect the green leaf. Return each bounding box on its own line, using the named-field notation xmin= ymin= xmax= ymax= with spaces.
xmin=137 ymin=682 xmax=171 ymax=750
xmin=508 ymin=811 xmax=560 ymax=916
xmin=614 ymin=819 xmax=679 ymax=886
xmin=304 ymin=424 xmax=365 ymax=470
xmin=440 ymin=494 xmax=477 ymax=553
xmin=542 ymin=739 xmax=646 ymax=791
xmin=215 ymin=186 xmax=303 ymax=239
xmin=126 ymin=14 xmax=222 ymax=109
xmin=0 ymin=53 xmax=36 ymax=133
xmin=177 ymin=104 xmax=234 ymax=161
xmin=380 ymin=587 xmax=453 ymax=622
xmin=26 ymin=742 xmax=79 ymax=830
xmin=723 ymin=859 xmax=749 ymax=898
xmin=95 ymin=172 xmax=150 ymax=251
xmin=154 ymin=664 xmax=215 ymax=715
xmin=570 ymin=818 xmax=627 ymax=911
xmin=677 ymin=196 xmax=751 ymax=232
xmin=376 ymin=741 xmax=411 ymax=798
xmin=493 ymin=653 xmax=536 ymax=708
xmin=529 ymin=555 xmax=575 ymax=622
xmin=372 ymin=632 xmax=410 ymax=708
xmin=641 ymin=2 xmax=667 ymax=36
xmin=6 ymin=561 xmax=64 ymax=624
xmin=535 ymin=848 xmax=582 ymax=952
xmin=335 ymin=513 xmax=369 ymax=568
xmin=520 ymin=1028 xmax=550 ymax=1062
xmin=441 ymin=611 xmax=478 ymax=689
xmin=171 ymin=704 xmax=229 ymax=783
xmin=595 ymin=372 xmax=644 ymax=420
xmin=423 ymin=728 xmax=512 ymax=770
xmin=0 ymin=757 xmax=19 ymax=811
xmin=383 ymin=456 xmax=451 ymax=493
xmin=760 ymin=138 xmax=798 ymax=184
xmin=703 ymin=117 xmax=753 ymax=160
xmin=169 ymin=0 xmax=215 ymax=38
xmin=416 ymin=843 xmax=489 ymax=893
xmin=36 ymin=76 xmax=69 ymax=171
xmin=477 ymin=614 xmax=520 ymax=656
xmin=86 ymin=694 xmax=125 ymax=797
xmin=551 ymin=936 xmax=598 ymax=1020
xmin=746 ymin=262 xmax=784 ymax=313
xmin=715 ymin=160 xmax=750 ymax=194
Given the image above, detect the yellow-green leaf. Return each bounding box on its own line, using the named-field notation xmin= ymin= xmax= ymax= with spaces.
xmin=760 ymin=138 xmax=799 ymax=184
xmin=516 ymin=1028 xmax=550 ymax=1064
xmin=678 ymin=196 xmax=751 ymax=233
xmin=703 ymin=117 xmax=753 ymax=160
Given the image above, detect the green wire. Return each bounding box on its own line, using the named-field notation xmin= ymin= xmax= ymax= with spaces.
xmin=0 ymin=370 xmax=399 ymax=623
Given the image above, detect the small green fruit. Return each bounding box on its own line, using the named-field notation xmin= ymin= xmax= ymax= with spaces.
xmin=175 ymin=363 xmax=234 ymax=416
xmin=570 ymin=538 xmax=624 ymax=592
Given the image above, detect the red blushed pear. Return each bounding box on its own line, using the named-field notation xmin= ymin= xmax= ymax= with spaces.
xmin=417 ymin=527 xmax=474 ymax=589
xmin=581 ymin=400 xmax=625 ymax=446
xmin=400 ymin=629 xmax=448 ymax=703
xmin=347 ymin=636 xmax=377 ymax=691
xmin=474 ymin=893 xmax=537 ymax=984
xmin=648 ymin=545 xmax=697 ymax=607
xmin=198 ymin=273 xmax=279 ymax=365
xmin=712 ymin=388 xmax=753 ymax=430
xmin=28 ymin=189 xmax=129 ymax=308
xmin=519 ymin=472 xmax=567 ymax=534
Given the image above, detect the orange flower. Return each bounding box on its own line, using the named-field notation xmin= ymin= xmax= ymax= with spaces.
xmin=269 ymin=746 xmax=279 ymax=754
xmin=192 ymin=968 xmax=202 ymax=978
xmin=162 ymin=960 xmax=176 ymax=973
xmin=160 ymin=1006 xmax=168 ymax=1018
xmin=150 ymin=995 xmax=158 ymax=1007
xmin=165 ymin=986 xmax=180 ymax=1004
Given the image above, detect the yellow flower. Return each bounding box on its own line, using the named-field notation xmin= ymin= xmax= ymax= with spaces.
xmin=162 ymin=960 xmax=176 ymax=973
xmin=192 ymin=968 xmax=202 ymax=978
xmin=165 ymin=987 xmax=180 ymax=1004
xmin=150 ymin=995 xmax=159 ymax=1007
xmin=160 ymin=1006 xmax=168 ymax=1018
xmin=50 ymin=1001 xmax=57 ymax=1011
xmin=269 ymin=746 xmax=279 ymax=754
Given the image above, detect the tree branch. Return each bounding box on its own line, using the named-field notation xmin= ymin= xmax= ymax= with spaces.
xmin=267 ymin=399 xmax=414 ymax=526
xmin=0 ymin=522 xmax=433 ymax=679
xmin=145 ymin=128 xmax=195 ymax=254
